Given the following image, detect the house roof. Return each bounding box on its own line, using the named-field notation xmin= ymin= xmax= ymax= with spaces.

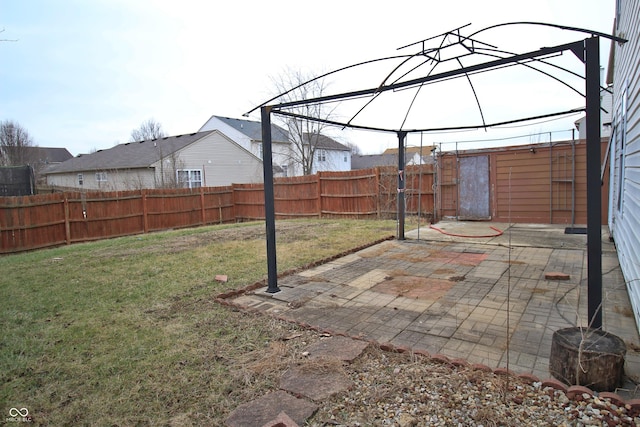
xmin=2 ymin=146 xmax=73 ymax=164
xmin=351 ymin=154 xmax=397 ymax=169
xmin=383 ymin=146 xmax=436 ymax=155
xmin=46 ymin=131 xmax=214 ymax=174
xmin=302 ymin=133 xmax=351 ymax=151
xmin=204 ymin=115 xmax=290 ymax=143
xmin=29 ymin=147 xmax=74 ymax=163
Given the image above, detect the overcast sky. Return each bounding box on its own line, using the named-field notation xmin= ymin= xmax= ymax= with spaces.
xmin=1 ymin=0 xmax=615 ymax=156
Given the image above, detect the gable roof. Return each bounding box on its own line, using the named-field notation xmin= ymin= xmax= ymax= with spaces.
xmin=202 ymin=115 xmax=290 ymax=143
xmin=2 ymin=146 xmax=73 ymax=165
xmin=46 ymin=131 xmax=214 ymax=174
xmin=351 ymin=154 xmax=397 ymax=169
xmin=302 ymin=133 xmax=351 ymax=151
xmin=27 ymin=146 xmax=74 ymax=163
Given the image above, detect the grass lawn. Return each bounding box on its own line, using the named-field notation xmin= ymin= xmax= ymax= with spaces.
xmin=0 ymin=219 xmax=399 ymax=425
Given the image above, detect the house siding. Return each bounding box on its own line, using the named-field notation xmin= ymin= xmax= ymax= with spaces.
xmin=200 ymin=116 xmax=292 ymax=173
xmin=47 ymin=168 xmax=156 ymax=190
xmin=168 ymin=131 xmax=263 ymax=187
xmin=46 ymin=131 xmax=264 ymax=190
xmin=610 ymin=0 xmax=640 ymax=331
xmin=312 ymin=149 xmax=351 ymax=174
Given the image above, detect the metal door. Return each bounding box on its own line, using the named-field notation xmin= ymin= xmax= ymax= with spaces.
xmin=458 ymin=156 xmax=490 ymax=220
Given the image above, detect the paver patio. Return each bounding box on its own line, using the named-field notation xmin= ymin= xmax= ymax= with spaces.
xmin=228 ymin=221 xmax=640 ymax=397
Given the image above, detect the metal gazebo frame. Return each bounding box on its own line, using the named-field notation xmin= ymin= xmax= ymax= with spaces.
xmin=248 ymin=22 xmax=626 ymax=329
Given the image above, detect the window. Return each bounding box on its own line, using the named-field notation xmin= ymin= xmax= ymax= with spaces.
xmin=344 ymin=154 xmax=347 ymax=162
xmin=317 ymin=149 xmax=326 ymax=162
xmin=95 ymin=172 xmax=108 ymax=182
xmin=77 ymin=173 xmax=84 ymax=186
xmin=282 ymin=164 xmax=288 ymax=177
xmin=259 ymin=143 xmax=263 ymax=159
xmin=177 ymin=169 xmax=202 ymax=188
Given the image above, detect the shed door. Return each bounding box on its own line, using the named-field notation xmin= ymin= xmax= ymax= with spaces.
xmin=459 ymin=156 xmax=490 ymax=220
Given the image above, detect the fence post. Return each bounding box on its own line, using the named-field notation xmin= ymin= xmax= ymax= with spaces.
xmin=200 ymin=186 xmax=206 ymax=225
xmin=142 ymin=189 xmax=149 ymax=233
xmin=375 ymin=167 xmax=381 ymax=219
xmin=64 ymin=194 xmax=71 ymax=245
xmin=317 ymin=172 xmax=322 ymax=218
xmin=218 ymin=193 xmax=223 ymax=224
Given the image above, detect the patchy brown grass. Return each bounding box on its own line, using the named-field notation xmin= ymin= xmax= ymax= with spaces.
xmin=0 ymin=219 xmax=397 ymax=426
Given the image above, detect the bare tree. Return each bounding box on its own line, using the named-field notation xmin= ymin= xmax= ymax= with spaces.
xmin=345 ymin=141 xmax=362 ymax=155
xmin=129 ymin=118 xmax=166 ymax=142
xmin=270 ymin=68 xmax=338 ymax=176
xmin=0 ymin=120 xmax=35 ymax=166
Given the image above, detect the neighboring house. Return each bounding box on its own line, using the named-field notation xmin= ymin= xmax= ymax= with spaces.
xmin=32 ymin=147 xmax=74 ymax=164
xmin=351 ymin=153 xmax=397 ymax=170
xmin=1 ymin=145 xmax=73 ymax=167
xmin=383 ymin=146 xmax=435 ymax=166
xmin=44 ymin=131 xmax=263 ymax=190
xmin=2 ymin=146 xmax=73 ymax=185
xmin=574 ymin=83 xmax=613 ymax=139
xmin=352 ymin=146 xmax=434 ymax=170
xmin=302 ymin=133 xmax=351 ymax=175
xmin=199 ymin=115 xmax=352 ymax=177
xmin=608 ymin=0 xmax=640 ymax=331
xmin=199 ymin=115 xmax=290 ymax=176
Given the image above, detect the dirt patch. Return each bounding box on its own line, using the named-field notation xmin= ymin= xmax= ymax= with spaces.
xmin=388 ymin=252 xmax=431 ymax=263
xmin=614 ymin=305 xmax=635 ymax=318
xmin=358 ymin=241 xmax=402 ymax=258
xmin=94 ymin=222 xmax=332 ymax=258
xmin=428 ymin=250 xmax=488 ymax=266
xmin=373 ymin=276 xmax=453 ymax=300
xmin=434 ymin=268 xmax=457 ymax=275
xmin=531 ymin=288 xmax=550 ymax=294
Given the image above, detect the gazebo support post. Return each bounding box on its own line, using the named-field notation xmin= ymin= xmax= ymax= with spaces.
xmin=397 ymin=131 xmax=407 ymax=240
xmin=261 ymin=106 xmax=280 ymax=293
xmin=585 ymin=36 xmax=602 ymax=328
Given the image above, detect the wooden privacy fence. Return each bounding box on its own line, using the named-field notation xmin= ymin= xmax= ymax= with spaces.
xmin=1 ymin=165 xmax=434 ymax=253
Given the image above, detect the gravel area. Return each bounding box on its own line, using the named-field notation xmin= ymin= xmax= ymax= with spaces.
xmin=306 ymin=346 xmax=640 ymax=427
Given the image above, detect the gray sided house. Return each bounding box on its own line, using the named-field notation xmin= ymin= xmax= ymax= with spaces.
xmin=45 ymin=130 xmax=263 ymax=191
xmin=200 ymin=115 xmax=291 ymax=176
xmin=608 ymin=0 xmax=640 ymax=331
xmin=200 ymin=115 xmax=352 ymax=177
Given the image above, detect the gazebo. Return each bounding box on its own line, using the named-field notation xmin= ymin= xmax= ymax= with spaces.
xmin=247 ymin=22 xmax=626 ymax=330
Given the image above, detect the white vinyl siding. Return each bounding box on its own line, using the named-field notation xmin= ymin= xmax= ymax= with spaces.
xmin=311 ymin=150 xmax=352 ymax=174
xmin=610 ymin=0 xmax=640 ymax=332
